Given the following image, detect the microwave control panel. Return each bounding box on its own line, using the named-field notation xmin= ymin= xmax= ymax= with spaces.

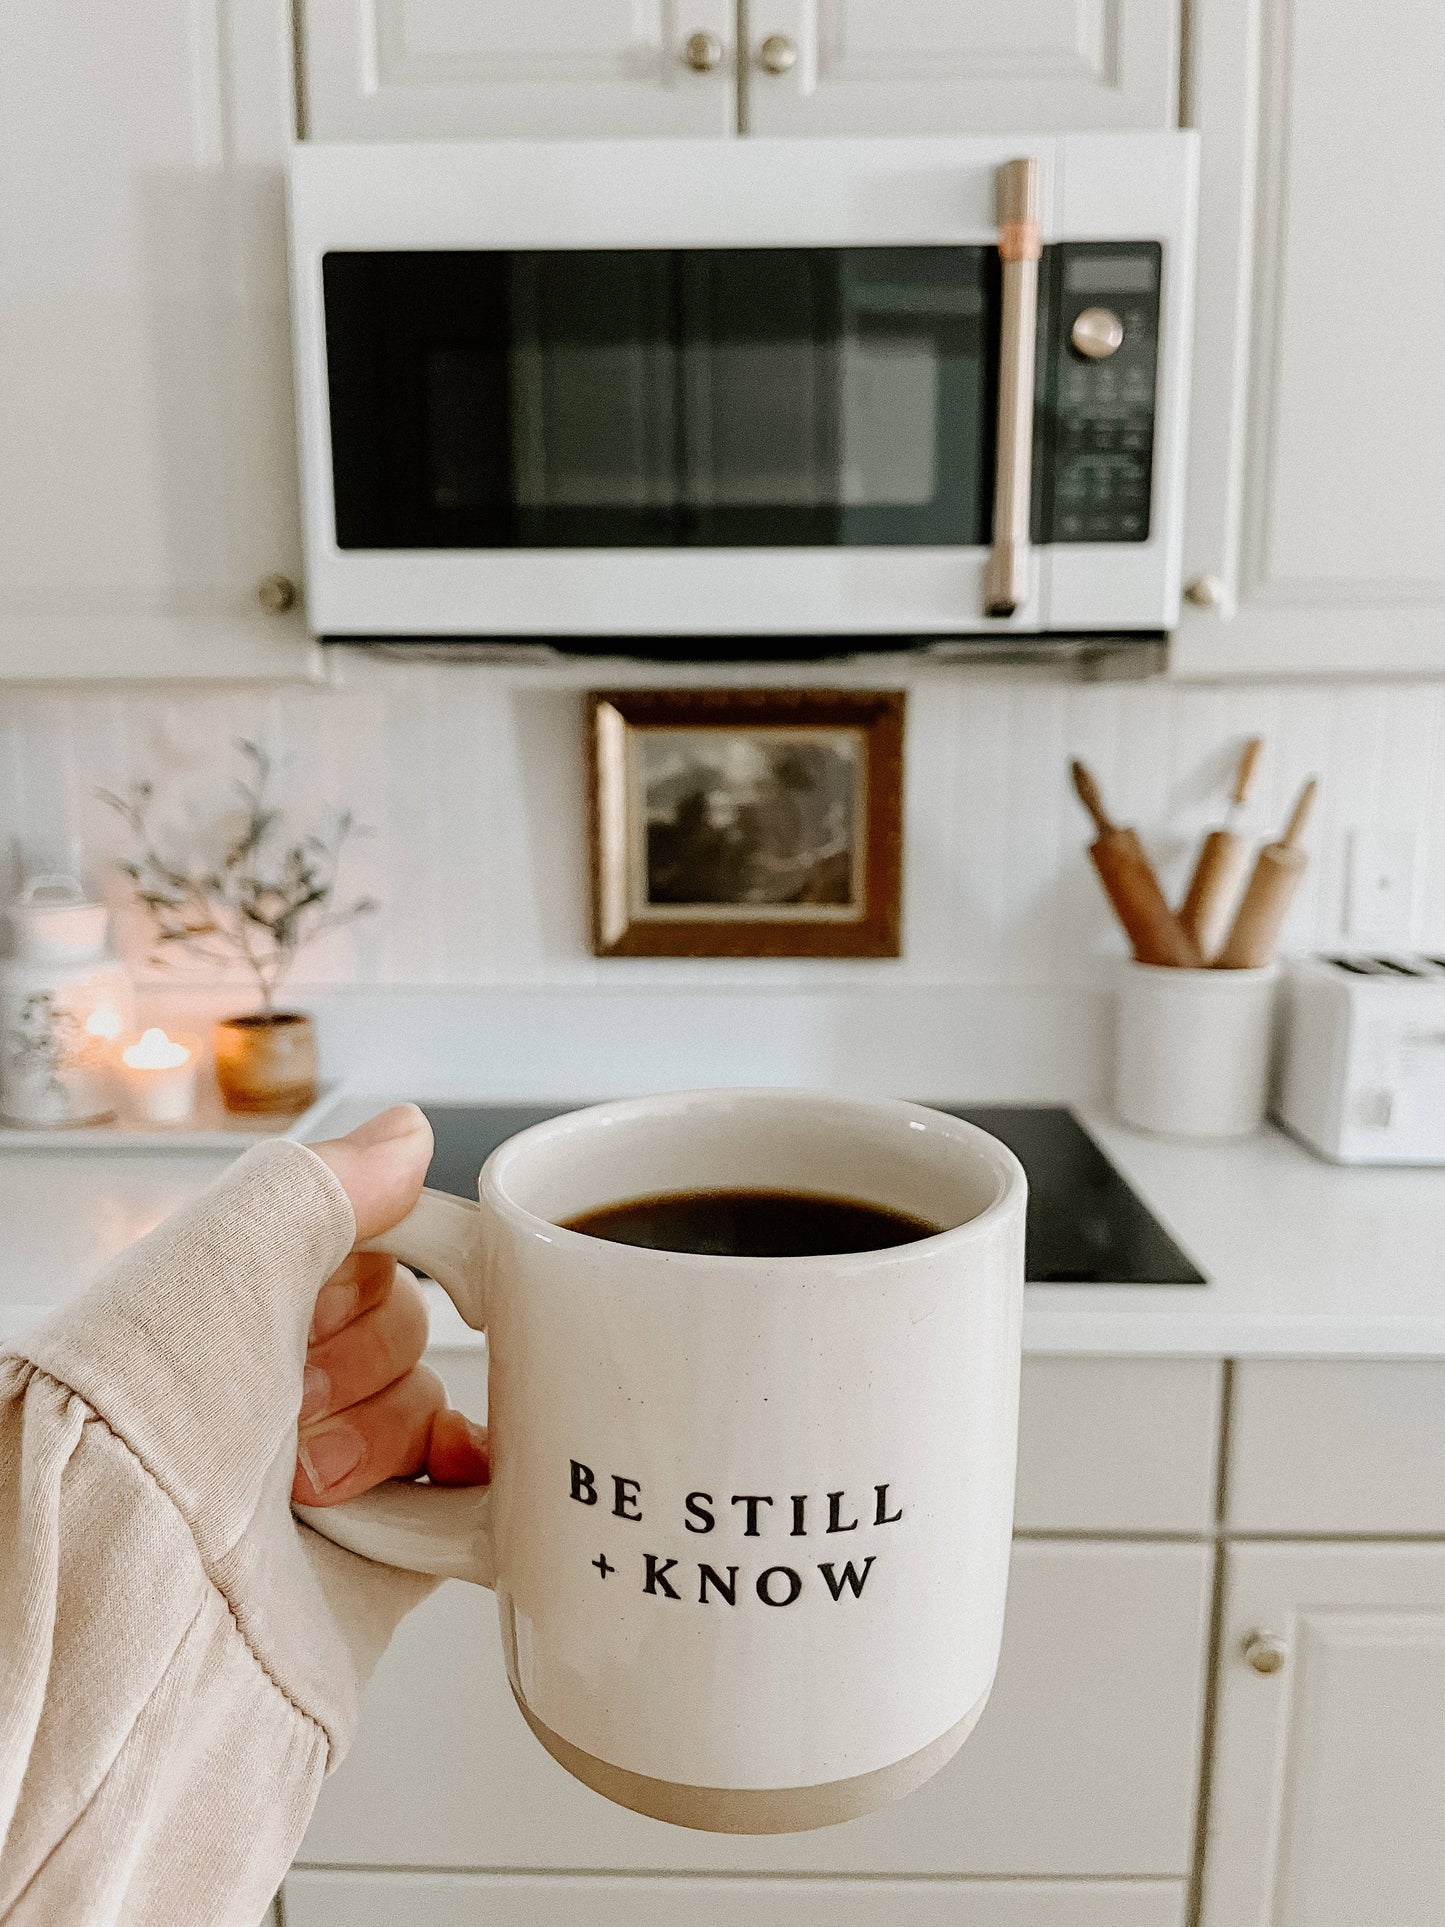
xmin=1033 ymin=242 xmax=1162 ymax=545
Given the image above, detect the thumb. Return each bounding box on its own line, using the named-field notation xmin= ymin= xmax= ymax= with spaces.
xmin=309 ymin=1103 xmax=433 ymax=1241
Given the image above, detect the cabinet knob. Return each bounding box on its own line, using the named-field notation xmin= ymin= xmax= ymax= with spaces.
xmin=1184 ymin=573 xmax=1226 ymax=609
xmin=681 ymin=30 xmax=724 ymax=72
xmin=1242 ymin=1630 xmax=1289 ymax=1676
xmin=756 ymin=33 xmax=798 ymax=73
xmin=256 ymin=574 xmax=297 ymax=615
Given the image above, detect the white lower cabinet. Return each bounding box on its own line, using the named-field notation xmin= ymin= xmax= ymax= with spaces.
xmin=283 ymin=1872 xmax=1189 ymax=1926
xmin=1199 ymin=1543 xmax=1445 ymax=1927
xmin=298 ymin=1541 xmax=1212 ymax=1877
xmin=289 ymin=1359 xmax=1445 ymax=1917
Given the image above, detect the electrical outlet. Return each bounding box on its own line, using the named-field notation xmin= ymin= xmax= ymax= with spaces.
xmin=1346 ymin=826 xmax=1421 ymax=941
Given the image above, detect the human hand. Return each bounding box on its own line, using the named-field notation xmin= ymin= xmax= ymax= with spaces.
xmin=293 ymin=1105 xmax=489 ymax=1507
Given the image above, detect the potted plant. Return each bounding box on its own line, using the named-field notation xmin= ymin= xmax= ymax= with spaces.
xmin=101 ymin=741 xmax=375 ymax=1113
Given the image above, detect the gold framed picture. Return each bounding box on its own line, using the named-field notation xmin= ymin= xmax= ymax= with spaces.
xmin=588 ymin=688 xmax=904 ymax=958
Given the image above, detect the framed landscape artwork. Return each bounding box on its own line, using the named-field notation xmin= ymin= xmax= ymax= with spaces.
xmin=588 ymin=688 xmax=905 ymax=958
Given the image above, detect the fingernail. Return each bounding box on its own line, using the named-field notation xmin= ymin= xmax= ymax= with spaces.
xmin=310 ymin=1279 xmax=357 ymax=1340
xmin=345 ymin=1103 xmax=428 ymax=1148
xmin=300 ymin=1364 xmax=330 ymax=1419
xmin=297 ymin=1424 xmax=365 ymax=1493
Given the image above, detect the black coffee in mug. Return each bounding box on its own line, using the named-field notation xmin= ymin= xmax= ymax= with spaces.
xmin=562 ymin=1189 xmax=940 ymax=1258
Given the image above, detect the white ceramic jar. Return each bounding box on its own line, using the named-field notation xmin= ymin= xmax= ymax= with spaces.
xmin=1115 ymin=960 xmax=1278 ymax=1140
xmin=0 ymin=877 xmax=134 ymax=1126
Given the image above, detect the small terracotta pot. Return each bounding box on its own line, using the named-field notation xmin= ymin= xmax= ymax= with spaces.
xmin=213 ymin=1011 xmax=318 ymax=1115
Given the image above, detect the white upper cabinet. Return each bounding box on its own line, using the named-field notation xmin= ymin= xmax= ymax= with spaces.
xmin=744 ymin=0 xmax=1177 ymax=136
xmin=1200 ymin=1543 xmax=1445 ymax=1927
xmin=303 ymin=0 xmax=737 ymax=140
xmin=0 ymin=0 xmax=315 ymax=680
xmin=302 ymin=0 xmax=1179 ymax=142
xmin=1176 ymin=0 xmax=1445 ymax=676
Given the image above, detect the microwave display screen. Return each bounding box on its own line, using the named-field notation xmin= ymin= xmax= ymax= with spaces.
xmin=1062 ymin=255 xmax=1157 ymax=295
xmin=322 ymin=247 xmax=997 ymax=550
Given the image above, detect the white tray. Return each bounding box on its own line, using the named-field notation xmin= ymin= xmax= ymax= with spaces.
xmin=0 ymin=1082 xmax=347 ymax=1152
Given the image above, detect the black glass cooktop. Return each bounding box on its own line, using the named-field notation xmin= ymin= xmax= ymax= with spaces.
xmin=417 ymin=1103 xmax=1204 ymax=1287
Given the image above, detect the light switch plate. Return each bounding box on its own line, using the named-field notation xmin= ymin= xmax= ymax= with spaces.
xmin=1347 ymin=826 xmax=1421 ymax=940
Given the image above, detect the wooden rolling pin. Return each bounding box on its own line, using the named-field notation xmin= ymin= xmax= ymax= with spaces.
xmin=1178 ymin=736 xmax=1264 ymax=959
xmin=1214 ymin=778 xmax=1317 ymax=969
xmin=1071 ymin=761 xmax=1205 ymax=968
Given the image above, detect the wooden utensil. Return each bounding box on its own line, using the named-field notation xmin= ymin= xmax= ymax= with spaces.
xmin=1214 ymin=778 xmax=1317 ymax=970
xmin=1178 ymin=736 xmax=1264 ymax=959
xmin=1070 ymin=761 xmax=1205 ymax=968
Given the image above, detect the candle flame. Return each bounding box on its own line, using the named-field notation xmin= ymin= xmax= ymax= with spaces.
xmin=121 ymin=1027 xmax=191 ymax=1071
xmin=84 ymin=1003 xmax=124 ymax=1040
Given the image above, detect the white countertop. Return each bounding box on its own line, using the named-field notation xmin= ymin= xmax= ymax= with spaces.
xmin=2 ymin=1093 xmax=1443 ymax=1357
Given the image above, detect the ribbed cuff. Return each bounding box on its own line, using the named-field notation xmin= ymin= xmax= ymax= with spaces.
xmin=17 ymin=1140 xmax=355 ymax=1564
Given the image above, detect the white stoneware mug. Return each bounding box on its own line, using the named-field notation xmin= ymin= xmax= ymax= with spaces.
xmin=298 ymin=1089 xmax=1026 ymax=1833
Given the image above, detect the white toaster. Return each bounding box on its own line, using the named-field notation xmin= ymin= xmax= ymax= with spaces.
xmin=1275 ymin=954 xmax=1445 ymax=1163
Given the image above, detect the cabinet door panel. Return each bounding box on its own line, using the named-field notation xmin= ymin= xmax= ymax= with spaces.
xmin=303 ymin=0 xmax=736 ymax=140
xmin=299 ymin=1541 xmax=1211 ymax=1876
xmin=745 ymin=0 xmax=1176 ymax=136
xmin=0 ymin=0 xmax=312 ymax=678
xmin=1201 ymin=1543 xmax=1445 ymax=1927
xmin=285 ymin=1872 xmax=1190 ymax=1927
xmin=1178 ymin=0 xmax=1445 ymax=675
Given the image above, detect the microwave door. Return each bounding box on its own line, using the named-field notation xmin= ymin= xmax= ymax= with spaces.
xmin=321 ymin=244 xmax=996 ymax=560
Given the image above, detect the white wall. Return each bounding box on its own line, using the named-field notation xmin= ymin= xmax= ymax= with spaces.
xmin=2 ymin=654 xmax=1441 ymax=1002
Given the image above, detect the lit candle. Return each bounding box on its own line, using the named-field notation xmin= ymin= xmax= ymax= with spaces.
xmin=117 ymin=1028 xmax=199 ymax=1126
xmin=84 ymin=1002 xmax=125 ymax=1042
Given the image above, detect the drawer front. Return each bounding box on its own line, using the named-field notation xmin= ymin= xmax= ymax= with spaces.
xmin=300 ymin=1541 xmax=1211 ymax=1877
xmin=1229 ymin=1361 xmax=1445 ymax=1534
xmin=1015 ymin=1359 xmax=1222 ymax=1533
xmin=284 ymin=1873 xmax=1189 ymax=1927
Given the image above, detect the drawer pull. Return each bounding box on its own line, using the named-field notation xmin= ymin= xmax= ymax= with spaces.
xmin=1242 ymin=1630 xmax=1289 ymax=1675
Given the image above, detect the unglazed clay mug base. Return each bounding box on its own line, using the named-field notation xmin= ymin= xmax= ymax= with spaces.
xmin=296 ymin=1090 xmax=1026 ymax=1832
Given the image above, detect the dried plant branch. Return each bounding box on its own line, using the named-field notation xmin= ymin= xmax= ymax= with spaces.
xmin=100 ymin=741 xmax=376 ymax=1015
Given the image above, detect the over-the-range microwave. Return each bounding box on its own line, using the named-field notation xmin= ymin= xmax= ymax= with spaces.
xmin=288 ymin=133 xmax=1197 ymax=656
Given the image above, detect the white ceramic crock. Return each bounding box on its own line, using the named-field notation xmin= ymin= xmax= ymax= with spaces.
xmin=298 ymin=1089 xmax=1026 ymax=1833
xmin=1115 ymin=960 xmax=1278 ymax=1140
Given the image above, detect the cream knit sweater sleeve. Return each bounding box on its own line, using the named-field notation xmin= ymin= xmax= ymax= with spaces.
xmin=0 ymin=1140 xmax=438 ymax=1927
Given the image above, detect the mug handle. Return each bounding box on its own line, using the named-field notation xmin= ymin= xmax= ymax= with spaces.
xmin=293 ymin=1188 xmax=495 ymax=1588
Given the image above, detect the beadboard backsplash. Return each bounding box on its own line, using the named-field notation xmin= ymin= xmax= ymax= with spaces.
xmin=2 ymin=656 xmax=1442 ymax=995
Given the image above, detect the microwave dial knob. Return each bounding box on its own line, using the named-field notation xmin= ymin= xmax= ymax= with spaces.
xmin=1070 ymin=307 xmax=1125 ymax=360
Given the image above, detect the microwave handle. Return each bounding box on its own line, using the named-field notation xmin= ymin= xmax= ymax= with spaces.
xmin=983 ymin=157 xmax=1042 ymax=619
